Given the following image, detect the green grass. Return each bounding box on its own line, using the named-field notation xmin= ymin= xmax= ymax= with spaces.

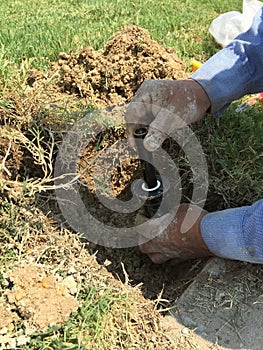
xmin=25 ymin=285 xmax=128 ymax=350
xmin=199 ymin=103 xmax=263 ymax=208
xmin=0 ymin=0 xmax=242 ymax=81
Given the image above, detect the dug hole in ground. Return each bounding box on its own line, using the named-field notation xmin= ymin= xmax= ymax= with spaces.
xmin=0 ymin=25 xmax=262 ymax=350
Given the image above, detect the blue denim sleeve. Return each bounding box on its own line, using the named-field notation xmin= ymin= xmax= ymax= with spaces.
xmin=191 ymin=9 xmax=263 ymax=262
xmin=190 ymin=7 xmax=263 ymax=114
xmin=201 ymin=200 xmax=263 ymax=263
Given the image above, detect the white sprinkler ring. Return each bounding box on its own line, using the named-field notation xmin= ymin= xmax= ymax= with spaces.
xmin=141 ymin=179 xmax=161 ymax=192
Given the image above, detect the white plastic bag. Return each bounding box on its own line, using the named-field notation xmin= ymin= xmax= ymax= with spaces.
xmin=209 ymin=0 xmax=263 ymax=47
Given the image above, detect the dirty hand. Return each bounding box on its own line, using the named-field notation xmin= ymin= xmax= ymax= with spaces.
xmin=125 ymin=79 xmax=210 ymax=151
xmin=139 ymin=204 xmax=213 ymax=264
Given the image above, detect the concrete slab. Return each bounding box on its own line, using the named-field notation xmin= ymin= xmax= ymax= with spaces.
xmin=170 ymin=258 xmax=263 ymax=350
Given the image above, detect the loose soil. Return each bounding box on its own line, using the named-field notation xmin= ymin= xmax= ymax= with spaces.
xmin=27 ymin=24 xmax=187 ymax=106
xmin=0 ymin=24 xmax=254 ymax=349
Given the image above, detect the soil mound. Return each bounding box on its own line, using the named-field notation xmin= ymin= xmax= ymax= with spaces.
xmin=29 ymin=25 xmax=186 ymax=106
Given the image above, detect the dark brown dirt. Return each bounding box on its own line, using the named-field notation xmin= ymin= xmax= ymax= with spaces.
xmin=0 ymin=134 xmax=23 ymax=182
xmin=77 ymin=122 xmax=206 ymax=303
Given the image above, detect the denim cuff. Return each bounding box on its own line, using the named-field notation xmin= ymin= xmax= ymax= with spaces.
xmin=190 ymin=8 xmax=263 ymax=115
xmin=190 ymin=46 xmax=251 ymax=115
xmin=201 ymin=206 xmax=263 ymax=263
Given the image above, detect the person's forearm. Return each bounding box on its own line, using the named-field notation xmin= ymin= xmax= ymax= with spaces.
xmin=190 ymin=7 xmax=263 ymax=114
xmin=200 ymin=199 xmax=263 ymax=263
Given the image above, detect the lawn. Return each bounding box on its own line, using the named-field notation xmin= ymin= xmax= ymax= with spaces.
xmin=0 ymin=0 xmax=242 ymax=79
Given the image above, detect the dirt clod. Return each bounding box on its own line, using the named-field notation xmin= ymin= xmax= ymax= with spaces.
xmin=0 ymin=298 xmax=19 ymax=334
xmin=6 ymin=264 xmax=79 ymax=332
xmin=29 ymin=24 xmax=186 ymax=106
